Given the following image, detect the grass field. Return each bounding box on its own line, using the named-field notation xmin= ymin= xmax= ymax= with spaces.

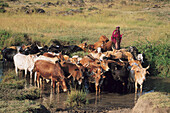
xmin=0 ymin=0 xmax=169 ymax=47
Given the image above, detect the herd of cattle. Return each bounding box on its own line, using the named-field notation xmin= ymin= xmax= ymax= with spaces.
xmin=1 ymin=35 xmax=149 ymax=95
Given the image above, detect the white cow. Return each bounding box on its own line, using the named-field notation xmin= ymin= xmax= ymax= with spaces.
xmin=13 ymin=53 xmax=37 ymax=78
xmin=34 ymin=55 xmax=59 ymax=64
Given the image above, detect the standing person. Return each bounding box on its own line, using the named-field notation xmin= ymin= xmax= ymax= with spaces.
xmin=111 ymin=26 xmax=123 ymax=50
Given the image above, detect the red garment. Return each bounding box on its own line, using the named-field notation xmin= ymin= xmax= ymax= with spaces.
xmin=111 ymin=30 xmax=122 ymax=44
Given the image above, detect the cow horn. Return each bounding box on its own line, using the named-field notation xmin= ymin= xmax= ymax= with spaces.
xmin=75 ymin=63 xmax=80 ymax=68
xmin=145 ymin=65 xmax=150 ymax=70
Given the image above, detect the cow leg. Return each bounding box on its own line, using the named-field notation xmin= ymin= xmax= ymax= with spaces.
xmin=34 ymin=72 xmax=37 ymax=84
xmin=56 ymin=82 xmax=60 ymax=94
xmin=29 ymin=71 xmax=33 ymax=85
xmin=37 ymin=72 xmax=40 ymax=88
xmin=140 ymin=84 xmax=143 ymax=94
xmin=52 ymin=79 xmax=56 ymax=93
xmin=95 ymin=85 xmax=98 ymax=95
xmin=30 ymin=71 xmax=32 ymax=79
xmin=135 ymin=81 xmax=138 ymax=94
xmin=15 ymin=67 xmax=18 ymax=76
xmin=99 ymin=87 xmax=100 ymax=95
xmin=25 ymin=69 xmax=27 ymax=78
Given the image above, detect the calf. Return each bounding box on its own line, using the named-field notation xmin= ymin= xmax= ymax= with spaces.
xmin=35 ymin=60 xmax=67 ymax=93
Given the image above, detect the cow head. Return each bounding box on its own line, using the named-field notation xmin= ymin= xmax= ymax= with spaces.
xmin=75 ymin=64 xmax=85 ymax=85
xmin=59 ymin=79 xmax=67 ymax=92
xmin=134 ymin=65 xmax=149 ymax=85
xmin=100 ymin=59 xmax=110 ymax=71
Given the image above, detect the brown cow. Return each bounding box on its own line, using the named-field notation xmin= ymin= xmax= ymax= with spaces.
xmin=99 ymin=35 xmax=109 ymax=42
xmin=80 ymin=55 xmax=110 ymax=71
xmin=35 ymin=60 xmax=67 ymax=93
xmin=101 ymin=41 xmax=114 ymax=52
xmin=60 ymin=61 xmax=85 ymax=85
xmin=78 ymin=42 xmax=88 ymax=51
xmin=88 ymin=41 xmax=104 ymax=52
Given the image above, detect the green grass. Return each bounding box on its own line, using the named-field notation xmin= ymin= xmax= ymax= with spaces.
xmin=0 ymin=70 xmax=42 ymax=112
xmin=66 ymin=89 xmax=88 ymax=108
xmin=0 ymin=99 xmax=41 ymax=113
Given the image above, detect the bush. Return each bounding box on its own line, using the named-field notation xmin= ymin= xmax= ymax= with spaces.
xmin=0 ymin=2 xmax=9 ymax=7
xmin=16 ymin=87 xmax=40 ymax=100
xmin=66 ymin=89 xmax=88 ymax=108
xmin=135 ymin=36 xmax=170 ymax=77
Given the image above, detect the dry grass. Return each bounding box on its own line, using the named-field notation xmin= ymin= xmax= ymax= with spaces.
xmin=0 ymin=0 xmax=169 ymax=47
xmin=140 ymin=92 xmax=170 ymax=108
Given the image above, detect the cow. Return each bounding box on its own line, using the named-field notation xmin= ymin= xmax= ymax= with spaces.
xmin=60 ymin=61 xmax=85 ymax=86
xmin=87 ymin=66 xmax=105 ymax=95
xmin=13 ymin=53 xmax=37 ymax=78
xmin=99 ymin=35 xmax=109 ymax=42
xmin=34 ymin=55 xmax=59 ymax=64
xmin=19 ymin=44 xmax=40 ymax=55
xmin=101 ymin=41 xmax=114 ymax=52
xmin=129 ymin=65 xmax=149 ymax=93
xmin=88 ymin=41 xmax=104 ymax=52
xmin=89 ymin=51 xmax=106 ymax=61
xmin=69 ymin=55 xmax=82 ymax=64
xmin=136 ymin=53 xmax=144 ymax=63
xmin=80 ymin=55 xmax=110 ymax=71
xmin=78 ymin=42 xmax=88 ymax=52
xmin=1 ymin=47 xmax=18 ymax=62
xmin=35 ymin=60 xmax=67 ymax=93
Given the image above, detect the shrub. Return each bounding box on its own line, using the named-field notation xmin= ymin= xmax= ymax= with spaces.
xmin=0 ymin=2 xmax=9 ymax=7
xmin=15 ymin=87 xmax=40 ymax=100
xmin=135 ymin=36 xmax=170 ymax=77
xmin=66 ymin=89 xmax=88 ymax=108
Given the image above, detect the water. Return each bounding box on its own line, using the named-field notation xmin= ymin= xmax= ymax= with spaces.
xmin=0 ymin=61 xmax=169 ymax=112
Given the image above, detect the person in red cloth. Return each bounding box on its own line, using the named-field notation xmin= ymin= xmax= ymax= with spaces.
xmin=111 ymin=26 xmax=123 ymax=50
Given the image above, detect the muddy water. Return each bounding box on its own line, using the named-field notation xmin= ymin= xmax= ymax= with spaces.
xmin=0 ymin=61 xmax=169 ymax=112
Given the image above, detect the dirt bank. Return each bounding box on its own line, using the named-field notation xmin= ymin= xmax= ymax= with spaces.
xmin=109 ymin=92 xmax=170 ymax=113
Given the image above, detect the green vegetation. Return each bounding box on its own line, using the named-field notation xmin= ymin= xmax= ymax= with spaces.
xmin=66 ymin=89 xmax=88 ymax=108
xmin=0 ymin=30 xmax=32 ymax=49
xmin=135 ymin=35 xmax=170 ymax=77
xmin=0 ymin=70 xmax=42 ymax=112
